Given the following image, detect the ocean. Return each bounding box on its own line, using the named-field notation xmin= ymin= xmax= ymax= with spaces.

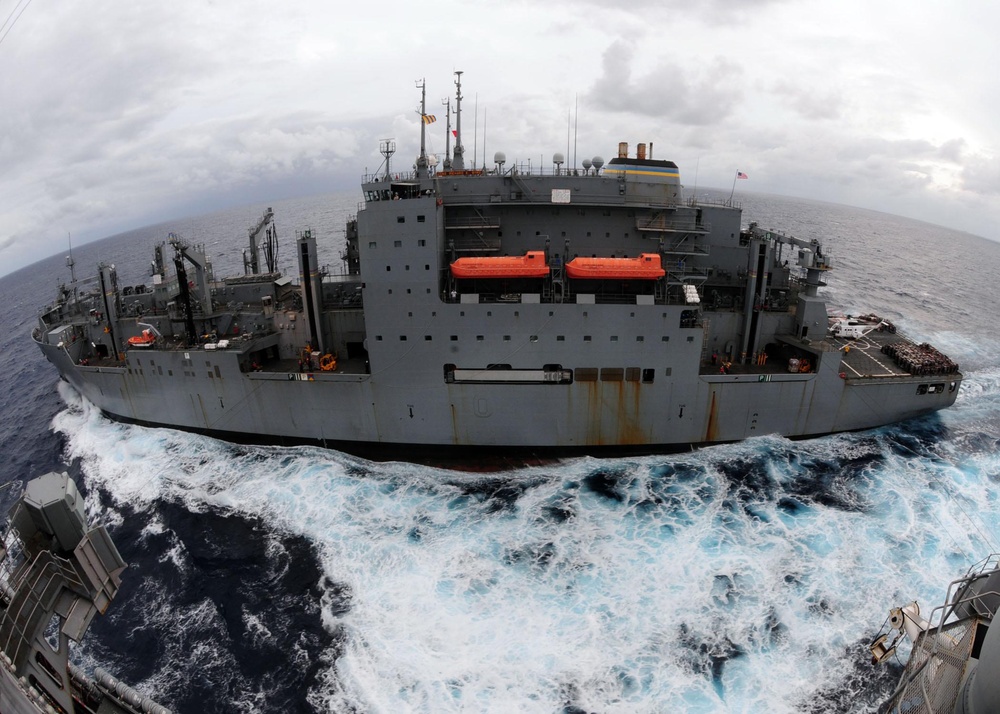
xmin=1 ymin=188 xmax=999 ymax=713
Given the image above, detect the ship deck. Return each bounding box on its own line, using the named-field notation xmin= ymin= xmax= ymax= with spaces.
xmin=699 ymin=329 xmax=959 ymax=382
xmin=829 ymin=333 xmax=909 ymax=379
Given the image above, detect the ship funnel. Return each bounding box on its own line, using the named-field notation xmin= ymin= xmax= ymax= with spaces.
xmin=617 ymin=142 xmax=628 ymax=159
xmin=637 ymin=143 xmax=646 ymax=160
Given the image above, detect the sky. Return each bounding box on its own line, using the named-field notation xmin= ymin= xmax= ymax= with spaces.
xmin=1 ymin=0 xmax=998 ymax=278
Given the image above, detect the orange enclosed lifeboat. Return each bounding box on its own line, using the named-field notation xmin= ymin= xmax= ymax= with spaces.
xmin=565 ymin=253 xmax=665 ymax=280
xmin=127 ymin=329 xmax=156 ymax=348
xmin=450 ymin=251 xmax=550 ymax=279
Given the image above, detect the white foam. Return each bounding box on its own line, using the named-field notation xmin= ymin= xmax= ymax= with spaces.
xmin=50 ymin=370 xmax=1000 ymax=712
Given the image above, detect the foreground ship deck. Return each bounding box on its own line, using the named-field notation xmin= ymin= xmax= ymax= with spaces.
xmin=0 ymin=471 xmax=170 ymax=714
xmin=32 ymin=74 xmax=961 ymax=458
xmin=870 ymin=555 xmax=1000 ymax=714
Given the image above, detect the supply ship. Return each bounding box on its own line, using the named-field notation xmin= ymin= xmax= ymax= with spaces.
xmin=32 ymin=75 xmax=961 ymax=458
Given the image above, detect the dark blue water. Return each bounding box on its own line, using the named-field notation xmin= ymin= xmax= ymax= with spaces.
xmin=2 ymin=190 xmax=1000 ymax=713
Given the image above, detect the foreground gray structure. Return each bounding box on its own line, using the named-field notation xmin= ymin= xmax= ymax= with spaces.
xmin=871 ymin=554 xmax=1000 ymax=713
xmin=0 ymin=471 xmax=170 ymax=714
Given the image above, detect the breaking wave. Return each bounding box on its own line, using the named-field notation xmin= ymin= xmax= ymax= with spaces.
xmin=52 ymin=364 xmax=1000 ymax=713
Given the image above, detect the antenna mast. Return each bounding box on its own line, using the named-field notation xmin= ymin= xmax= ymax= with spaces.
xmin=453 ymin=71 xmax=465 ymax=170
xmin=66 ymin=232 xmax=76 ymax=284
xmin=442 ymin=95 xmax=452 ymax=169
xmin=379 ymin=139 xmax=396 ymax=181
xmin=415 ymin=78 xmax=429 ymax=178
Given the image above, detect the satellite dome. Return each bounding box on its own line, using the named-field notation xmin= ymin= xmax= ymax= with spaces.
xmin=553 ymin=152 xmax=565 ymax=165
xmin=592 ymin=156 xmax=605 ymax=170
xmin=582 ymin=158 xmax=592 ymax=170
xmin=494 ymin=151 xmax=506 ymax=165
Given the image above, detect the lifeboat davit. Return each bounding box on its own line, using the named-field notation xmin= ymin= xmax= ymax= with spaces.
xmin=565 ymin=253 xmax=665 ymax=280
xmin=127 ymin=329 xmax=156 ymax=348
xmin=450 ymin=251 xmax=550 ymax=279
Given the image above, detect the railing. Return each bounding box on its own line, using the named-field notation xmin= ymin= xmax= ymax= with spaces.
xmin=884 ymin=555 xmax=1000 ymax=714
xmin=0 ymin=530 xmax=87 ymax=667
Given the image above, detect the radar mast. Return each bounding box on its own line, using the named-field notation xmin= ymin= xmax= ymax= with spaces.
xmin=415 ymin=78 xmax=429 ymax=178
xmin=452 ymin=71 xmax=465 ymax=170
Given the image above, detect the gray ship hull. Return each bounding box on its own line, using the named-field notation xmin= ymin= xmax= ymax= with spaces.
xmin=35 ymin=324 xmax=957 ymax=455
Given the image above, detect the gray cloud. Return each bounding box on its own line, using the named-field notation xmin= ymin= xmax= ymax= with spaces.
xmin=588 ymin=40 xmax=744 ymax=125
xmin=2 ymin=0 xmax=999 ymax=277
xmin=768 ymin=80 xmax=842 ymax=121
xmin=535 ymin=0 xmax=794 ymax=26
xmin=960 ymin=153 xmax=1000 ymax=196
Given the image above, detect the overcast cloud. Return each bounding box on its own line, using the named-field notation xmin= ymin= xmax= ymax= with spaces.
xmin=1 ymin=0 xmax=998 ymax=277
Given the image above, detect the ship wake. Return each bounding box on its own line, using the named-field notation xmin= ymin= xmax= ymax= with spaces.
xmin=49 ymin=370 xmax=1000 ymax=713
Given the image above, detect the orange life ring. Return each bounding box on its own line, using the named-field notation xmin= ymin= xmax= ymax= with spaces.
xmin=319 ymin=354 xmax=337 ymax=372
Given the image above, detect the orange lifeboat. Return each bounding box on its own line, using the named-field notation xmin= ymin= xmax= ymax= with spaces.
xmin=450 ymin=251 xmax=550 ymax=279
xmin=565 ymin=253 xmax=665 ymax=280
xmin=127 ymin=329 xmax=156 ymax=348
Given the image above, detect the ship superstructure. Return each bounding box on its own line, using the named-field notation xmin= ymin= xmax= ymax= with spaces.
xmin=32 ymin=75 xmax=961 ymax=457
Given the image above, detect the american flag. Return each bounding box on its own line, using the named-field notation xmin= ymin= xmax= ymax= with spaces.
xmin=736 ymin=171 xmax=748 ymax=179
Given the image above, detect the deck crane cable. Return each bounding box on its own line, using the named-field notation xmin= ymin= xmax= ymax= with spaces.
xmin=0 ymin=0 xmax=34 ymax=50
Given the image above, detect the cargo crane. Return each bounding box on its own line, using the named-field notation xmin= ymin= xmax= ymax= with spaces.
xmin=243 ymin=207 xmax=278 ymax=275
